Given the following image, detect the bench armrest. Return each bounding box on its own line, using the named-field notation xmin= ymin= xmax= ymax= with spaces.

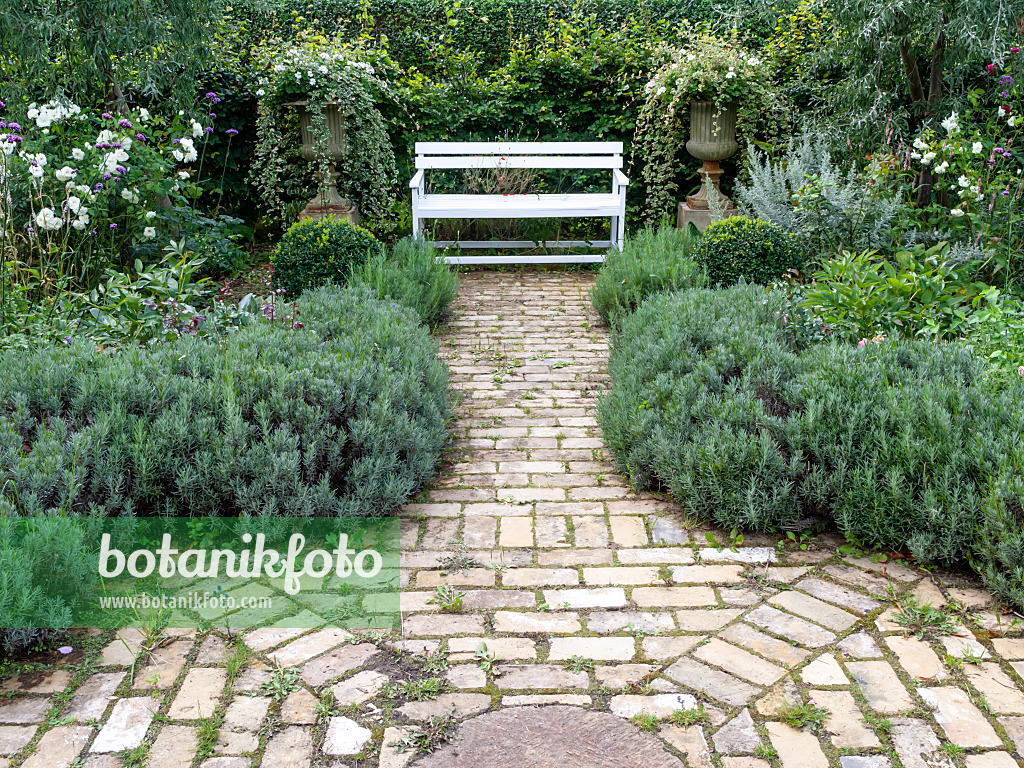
xmin=409 ymin=169 xmax=425 ymax=191
xmin=613 ymin=169 xmax=630 ymax=188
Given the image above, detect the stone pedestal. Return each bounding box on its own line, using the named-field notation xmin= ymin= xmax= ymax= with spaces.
xmin=298 ymin=201 xmax=360 ymax=227
xmin=676 ymin=202 xmax=738 ymax=233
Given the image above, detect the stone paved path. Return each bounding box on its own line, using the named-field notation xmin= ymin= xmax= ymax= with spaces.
xmin=3 ymin=271 xmax=1024 ymax=768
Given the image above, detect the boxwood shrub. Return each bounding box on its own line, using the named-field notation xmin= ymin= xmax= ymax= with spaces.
xmin=599 ymin=285 xmax=1024 ymax=601
xmin=272 ymin=217 xmax=383 ymax=298
xmin=0 ymin=286 xmax=453 ymax=518
xmin=591 ymin=225 xmax=705 ymax=326
xmin=692 ymin=216 xmax=804 ymax=287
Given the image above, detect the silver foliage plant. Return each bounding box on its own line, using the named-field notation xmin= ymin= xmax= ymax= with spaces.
xmin=735 ymin=132 xmax=903 ymax=258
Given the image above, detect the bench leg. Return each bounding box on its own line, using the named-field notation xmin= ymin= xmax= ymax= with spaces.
xmin=611 ymin=215 xmax=623 ymax=252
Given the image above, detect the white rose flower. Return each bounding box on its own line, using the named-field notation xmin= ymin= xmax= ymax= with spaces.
xmin=67 ymin=196 xmax=81 ymax=214
xmin=72 ymin=220 xmax=86 ymax=231
xmin=120 ymin=189 xmax=133 ymax=201
xmin=949 ymin=208 xmax=965 ymax=217
xmin=172 ymin=149 xmax=185 ymax=162
xmin=999 ymin=106 xmax=1007 ymax=118
xmin=121 ymin=137 xmax=132 ymax=151
xmin=256 ymin=89 xmax=266 ymax=97
xmin=178 ymin=170 xmax=189 ymax=179
xmin=958 ymin=175 xmax=970 ymax=188
xmin=35 ymin=207 xmax=62 ymax=230
xmin=55 ymin=166 xmax=76 ymax=182
xmin=940 ymin=112 xmax=959 ymax=132
xmin=34 ymin=153 xmax=47 ymax=167
xmin=143 ymin=226 xmax=156 ymax=238
xmin=191 ymin=121 xmax=204 ymax=138
xmin=913 ymin=137 xmax=928 ymax=150
xmin=139 ymin=108 xmax=150 ymax=121
xmin=972 ymin=142 xmax=983 ymax=154
xmin=29 ymin=165 xmax=44 ymax=179
xmin=71 ymin=148 xmax=85 ymax=161
xmin=725 ymin=71 xmax=736 ymax=79
xmin=920 ymin=152 xmax=936 ymax=165
xmin=1010 ymin=116 xmax=1018 ymax=127
xmin=910 ymin=151 xmax=922 ymax=159
xmin=145 ymin=210 xmax=157 ymax=220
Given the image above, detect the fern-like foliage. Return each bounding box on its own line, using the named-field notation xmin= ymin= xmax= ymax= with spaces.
xmin=735 ymin=133 xmax=904 ymax=260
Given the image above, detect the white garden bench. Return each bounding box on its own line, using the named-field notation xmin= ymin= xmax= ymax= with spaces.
xmin=409 ymin=141 xmax=628 ymax=264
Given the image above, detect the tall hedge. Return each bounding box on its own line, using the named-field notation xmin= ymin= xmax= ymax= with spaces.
xmin=0 ymin=286 xmax=453 ymax=517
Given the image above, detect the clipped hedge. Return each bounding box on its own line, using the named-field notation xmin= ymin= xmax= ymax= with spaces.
xmin=273 ymin=218 xmax=384 ymax=298
xmin=231 ymin=0 xmax=722 ymax=70
xmin=692 ymin=216 xmax=804 ymax=287
xmin=599 ymin=286 xmax=1024 ymax=585
xmin=0 ymin=286 xmax=453 ymax=517
xmin=591 ymin=225 xmax=705 ymax=325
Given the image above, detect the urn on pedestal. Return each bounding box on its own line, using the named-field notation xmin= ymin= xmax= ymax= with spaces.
xmin=677 ymin=100 xmax=739 ymax=232
xmin=285 ymin=101 xmax=360 ymax=226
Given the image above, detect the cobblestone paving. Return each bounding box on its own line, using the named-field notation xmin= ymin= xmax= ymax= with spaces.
xmin=3 ymin=271 xmax=1024 ymax=767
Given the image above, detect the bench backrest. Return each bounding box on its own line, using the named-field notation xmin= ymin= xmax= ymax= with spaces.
xmin=414 ymin=141 xmax=623 ymax=170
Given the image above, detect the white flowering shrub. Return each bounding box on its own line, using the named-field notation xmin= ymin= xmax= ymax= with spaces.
xmin=907 ymin=55 xmax=1024 ymax=284
xmin=0 ymin=99 xmax=219 ymax=292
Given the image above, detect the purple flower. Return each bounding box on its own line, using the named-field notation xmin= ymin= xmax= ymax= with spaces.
xmin=7 ymin=123 xmax=21 ymax=133
xmin=26 ymin=226 xmax=34 ymax=232
xmin=173 ymin=138 xmax=180 ymax=144
xmin=103 ymin=173 xmax=112 ymax=180
xmin=62 ymin=338 xmax=71 ymax=346
xmin=996 ymin=147 xmax=1005 ymax=153
xmin=226 ymin=128 xmax=239 ymax=136
xmin=205 ymin=126 xmax=213 ymax=133
xmin=204 ymin=91 xmax=218 ymax=100
xmin=0 ymin=123 xmax=5 ymax=129
xmin=136 ymin=133 xmax=145 ymax=141
xmin=95 ymin=183 xmax=104 ymax=189
xmin=118 ymin=119 xmax=132 ymax=128
xmin=112 ymin=142 xmax=121 ymax=148
xmin=101 ymin=112 xmax=112 ymax=119
xmin=1002 ymin=91 xmax=1011 ymax=98
xmin=7 ymin=135 xmax=22 ymax=144
xmin=90 ymin=229 xmax=96 ymax=235
xmin=1004 ymin=151 xmax=1013 ymax=158
xmin=1001 ymin=75 xmax=1015 ymax=85
xmin=209 ymin=113 xmax=216 ymax=119
xmin=0 ymin=101 xmax=5 ymax=109
xmin=110 ymin=223 xmax=117 ymax=229
xmin=116 ymin=165 xmax=127 ymax=174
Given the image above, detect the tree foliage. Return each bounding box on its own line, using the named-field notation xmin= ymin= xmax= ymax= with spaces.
xmin=1 ymin=0 xmax=223 ymax=108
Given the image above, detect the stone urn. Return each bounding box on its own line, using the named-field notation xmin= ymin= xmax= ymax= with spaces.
xmin=285 ymin=100 xmax=359 ymax=225
xmin=677 ymin=100 xmax=738 ymax=231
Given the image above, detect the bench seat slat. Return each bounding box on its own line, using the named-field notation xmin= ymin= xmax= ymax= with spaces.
xmin=416 ymin=155 xmax=622 ymax=169
xmin=415 ymin=193 xmax=622 ymax=218
xmin=415 ymin=141 xmax=622 ymax=155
